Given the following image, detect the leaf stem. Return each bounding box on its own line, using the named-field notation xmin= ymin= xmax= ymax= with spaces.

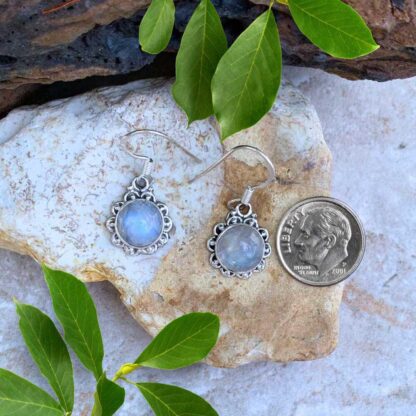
xmin=119 ymin=377 xmax=137 ymax=386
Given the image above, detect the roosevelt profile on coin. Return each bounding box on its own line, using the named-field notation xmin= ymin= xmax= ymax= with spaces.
xmin=277 ymin=197 xmax=365 ymax=286
xmin=294 ymin=207 xmax=352 ymax=276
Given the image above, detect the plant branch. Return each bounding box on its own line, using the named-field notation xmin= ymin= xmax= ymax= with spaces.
xmin=42 ymin=0 xmax=81 ymax=15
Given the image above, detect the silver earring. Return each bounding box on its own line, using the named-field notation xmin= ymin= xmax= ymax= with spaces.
xmin=189 ymin=145 xmax=277 ymax=279
xmin=106 ymin=129 xmax=200 ymax=255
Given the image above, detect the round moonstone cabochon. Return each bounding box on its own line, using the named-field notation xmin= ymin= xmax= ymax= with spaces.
xmin=216 ymin=224 xmax=265 ymax=273
xmin=116 ymin=199 xmax=163 ymax=248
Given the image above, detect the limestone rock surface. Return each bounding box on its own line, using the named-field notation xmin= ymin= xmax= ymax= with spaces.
xmin=0 ymin=78 xmax=342 ymax=367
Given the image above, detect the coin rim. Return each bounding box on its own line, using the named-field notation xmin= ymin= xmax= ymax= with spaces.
xmin=276 ymin=196 xmax=366 ymax=287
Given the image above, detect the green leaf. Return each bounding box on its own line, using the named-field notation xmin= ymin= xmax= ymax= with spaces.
xmin=288 ymin=0 xmax=379 ymax=59
xmin=92 ymin=374 xmax=125 ymax=416
xmin=136 ymin=383 xmax=218 ymax=416
xmin=42 ymin=264 xmax=104 ymax=380
xmin=135 ymin=312 xmax=219 ymax=369
xmin=0 ymin=368 xmax=63 ymax=416
xmin=139 ymin=0 xmax=175 ymax=54
xmin=211 ymin=8 xmax=282 ymax=140
xmin=172 ymin=0 xmax=227 ymax=123
xmin=15 ymin=301 xmax=74 ymax=413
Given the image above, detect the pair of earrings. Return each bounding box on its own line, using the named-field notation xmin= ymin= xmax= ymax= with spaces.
xmin=106 ymin=130 xmax=276 ymax=279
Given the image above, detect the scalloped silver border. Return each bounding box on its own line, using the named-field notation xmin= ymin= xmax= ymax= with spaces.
xmin=207 ymin=204 xmax=271 ymax=279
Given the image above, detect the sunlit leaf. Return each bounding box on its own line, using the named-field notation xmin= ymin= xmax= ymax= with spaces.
xmin=172 ymin=0 xmax=227 ymax=123
xmin=139 ymin=0 xmax=175 ymax=54
xmin=15 ymin=302 xmax=74 ymax=413
xmin=288 ymin=0 xmax=379 ymax=59
xmin=42 ymin=265 xmax=104 ymax=380
xmin=135 ymin=312 xmax=219 ymax=369
xmin=212 ymin=9 xmax=282 ymax=140
xmin=92 ymin=374 xmax=125 ymax=416
xmin=137 ymin=383 xmax=218 ymax=416
xmin=0 ymin=369 xmax=63 ymax=416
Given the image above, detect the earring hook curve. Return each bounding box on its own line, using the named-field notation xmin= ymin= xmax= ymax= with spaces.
xmin=122 ymin=128 xmax=202 ymax=177
xmin=188 ymin=145 xmax=277 ymax=205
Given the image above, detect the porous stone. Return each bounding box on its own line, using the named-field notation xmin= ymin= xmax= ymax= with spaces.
xmin=1 ymin=68 xmax=415 ymax=416
xmin=0 ymin=78 xmax=341 ymax=367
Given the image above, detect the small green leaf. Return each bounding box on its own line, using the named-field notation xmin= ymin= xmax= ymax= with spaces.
xmin=0 ymin=368 xmax=63 ymax=416
xmin=172 ymin=0 xmax=227 ymax=123
xmin=92 ymin=374 xmax=125 ymax=416
xmin=136 ymin=383 xmax=218 ymax=416
xmin=135 ymin=312 xmax=219 ymax=369
xmin=211 ymin=8 xmax=282 ymax=140
xmin=288 ymin=0 xmax=379 ymax=59
xmin=15 ymin=301 xmax=74 ymax=413
xmin=139 ymin=0 xmax=175 ymax=54
xmin=42 ymin=264 xmax=104 ymax=380
xmin=113 ymin=363 xmax=141 ymax=381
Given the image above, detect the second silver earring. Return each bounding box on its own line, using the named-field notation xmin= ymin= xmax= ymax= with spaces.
xmin=190 ymin=145 xmax=276 ymax=279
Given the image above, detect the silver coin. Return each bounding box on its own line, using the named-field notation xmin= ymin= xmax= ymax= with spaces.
xmin=276 ymin=197 xmax=365 ymax=286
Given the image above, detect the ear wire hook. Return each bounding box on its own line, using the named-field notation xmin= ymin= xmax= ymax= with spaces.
xmin=189 ymin=145 xmax=277 ymax=206
xmin=122 ymin=129 xmax=203 ymax=177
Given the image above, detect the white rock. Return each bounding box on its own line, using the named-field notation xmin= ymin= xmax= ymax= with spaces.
xmin=0 ymin=78 xmax=342 ymax=367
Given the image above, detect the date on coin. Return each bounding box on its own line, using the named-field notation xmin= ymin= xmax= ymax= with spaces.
xmin=276 ymin=197 xmax=365 ymax=286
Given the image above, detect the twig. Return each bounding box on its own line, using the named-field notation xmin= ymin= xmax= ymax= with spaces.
xmin=42 ymin=0 xmax=81 ymax=15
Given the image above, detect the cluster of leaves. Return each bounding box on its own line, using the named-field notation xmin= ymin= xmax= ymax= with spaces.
xmin=139 ymin=0 xmax=379 ymax=140
xmin=0 ymin=265 xmax=220 ymax=416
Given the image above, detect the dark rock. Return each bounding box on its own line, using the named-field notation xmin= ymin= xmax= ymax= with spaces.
xmin=0 ymin=54 xmax=176 ymax=118
xmin=0 ymin=11 xmax=156 ymax=87
xmin=0 ymin=84 xmax=40 ymax=118
xmin=0 ymin=0 xmax=415 ymax=89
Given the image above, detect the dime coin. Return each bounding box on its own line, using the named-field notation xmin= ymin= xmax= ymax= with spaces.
xmin=276 ymin=197 xmax=365 ymax=286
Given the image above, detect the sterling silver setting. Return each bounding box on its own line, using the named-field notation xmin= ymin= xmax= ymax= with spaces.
xmin=189 ymin=145 xmax=277 ymax=279
xmin=106 ymin=175 xmax=172 ymax=255
xmin=208 ymin=202 xmax=271 ymax=279
xmin=105 ymin=128 xmax=200 ymax=256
